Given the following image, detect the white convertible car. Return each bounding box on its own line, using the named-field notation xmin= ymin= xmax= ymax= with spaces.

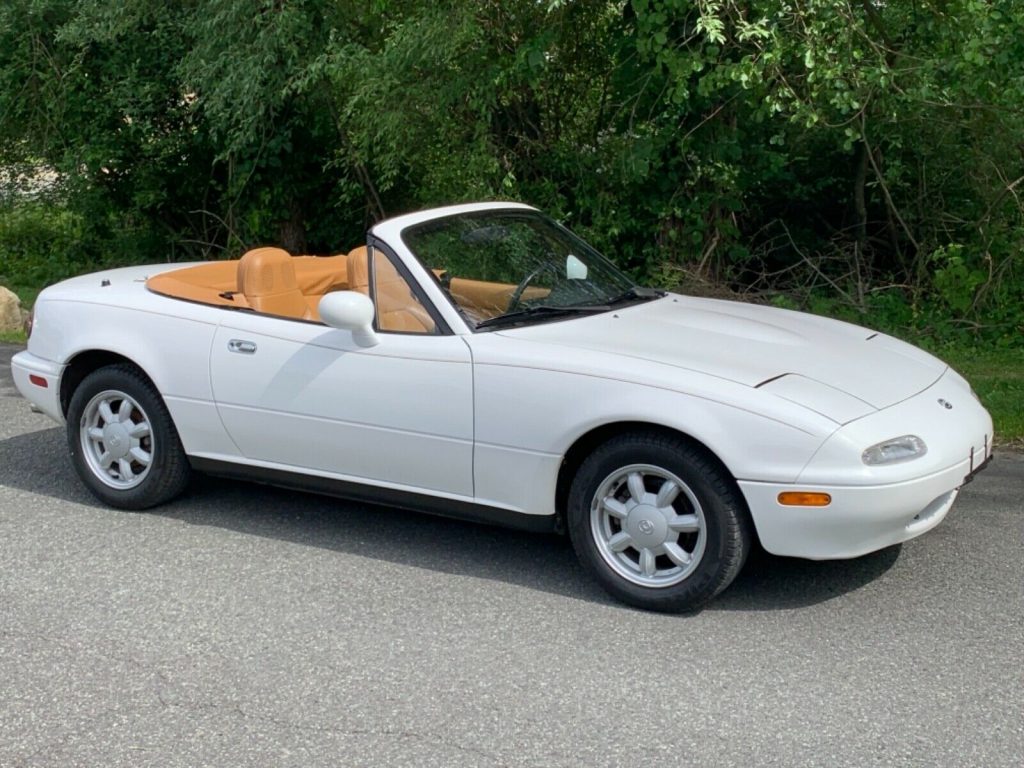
xmin=12 ymin=202 xmax=993 ymax=611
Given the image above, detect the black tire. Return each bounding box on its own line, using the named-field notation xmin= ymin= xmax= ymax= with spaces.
xmin=567 ymin=432 xmax=752 ymax=612
xmin=66 ymin=363 xmax=191 ymax=510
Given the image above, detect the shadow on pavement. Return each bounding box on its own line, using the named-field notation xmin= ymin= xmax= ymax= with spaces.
xmin=1 ymin=425 xmax=901 ymax=613
xmin=714 ymin=543 xmax=901 ymax=611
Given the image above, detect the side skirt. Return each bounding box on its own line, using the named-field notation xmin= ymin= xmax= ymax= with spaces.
xmin=189 ymin=457 xmax=558 ymax=534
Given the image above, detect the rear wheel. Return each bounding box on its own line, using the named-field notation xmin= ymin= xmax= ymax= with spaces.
xmin=66 ymin=364 xmax=190 ymax=509
xmin=567 ymin=432 xmax=752 ymax=612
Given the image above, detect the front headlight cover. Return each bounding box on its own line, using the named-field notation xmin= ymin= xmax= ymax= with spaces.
xmin=862 ymin=435 xmax=928 ymax=465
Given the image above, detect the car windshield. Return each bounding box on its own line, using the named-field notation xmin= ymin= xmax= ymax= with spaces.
xmin=401 ymin=210 xmax=653 ymax=330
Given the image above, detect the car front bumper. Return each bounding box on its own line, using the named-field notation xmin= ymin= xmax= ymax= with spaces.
xmin=738 ymin=367 xmax=993 ymax=560
xmin=739 ymin=452 xmax=990 ymax=559
xmin=11 ymin=351 xmax=65 ymax=424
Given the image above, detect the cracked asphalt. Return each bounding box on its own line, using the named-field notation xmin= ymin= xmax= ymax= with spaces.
xmin=1 ymin=344 xmax=1022 ymax=767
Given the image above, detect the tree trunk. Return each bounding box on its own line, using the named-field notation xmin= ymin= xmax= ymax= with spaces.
xmin=277 ymin=203 xmax=308 ymax=254
xmin=853 ymin=141 xmax=869 ymax=252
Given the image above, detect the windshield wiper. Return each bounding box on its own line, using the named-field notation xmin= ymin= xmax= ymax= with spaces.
xmin=475 ymin=304 xmax=610 ymax=330
xmin=605 ymin=286 xmax=665 ymax=305
xmin=475 ymin=288 xmax=664 ymax=331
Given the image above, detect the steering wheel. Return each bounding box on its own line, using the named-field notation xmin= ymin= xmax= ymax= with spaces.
xmin=507 ymin=262 xmax=554 ymax=312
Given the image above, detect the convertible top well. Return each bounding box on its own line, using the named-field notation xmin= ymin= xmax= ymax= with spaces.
xmin=146 ymin=248 xmax=352 ymax=320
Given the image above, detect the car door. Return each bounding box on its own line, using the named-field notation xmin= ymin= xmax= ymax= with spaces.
xmin=209 ymin=249 xmax=474 ymax=498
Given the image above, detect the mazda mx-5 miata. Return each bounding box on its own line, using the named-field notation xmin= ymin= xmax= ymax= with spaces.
xmin=12 ymin=202 xmax=993 ymax=611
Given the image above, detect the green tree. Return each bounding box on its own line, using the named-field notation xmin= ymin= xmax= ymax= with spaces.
xmin=1 ymin=0 xmax=1020 ymax=343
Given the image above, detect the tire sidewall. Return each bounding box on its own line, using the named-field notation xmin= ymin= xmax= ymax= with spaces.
xmin=66 ymin=366 xmax=186 ymax=510
xmin=568 ymin=436 xmax=746 ymax=612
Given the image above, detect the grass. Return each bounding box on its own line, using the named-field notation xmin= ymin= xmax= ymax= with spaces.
xmin=0 ymin=329 xmax=27 ymax=344
xmin=936 ymin=346 xmax=1024 ymax=450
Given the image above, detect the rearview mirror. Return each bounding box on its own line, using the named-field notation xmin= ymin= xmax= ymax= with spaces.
xmin=566 ymin=254 xmax=588 ymax=280
xmin=319 ymin=291 xmax=379 ymax=347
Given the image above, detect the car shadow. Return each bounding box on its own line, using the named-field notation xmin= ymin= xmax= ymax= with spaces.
xmin=0 ymin=426 xmax=900 ymax=613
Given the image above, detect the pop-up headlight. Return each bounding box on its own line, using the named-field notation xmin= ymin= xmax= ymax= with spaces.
xmin=862 ymin=435 xmax=927 ymax=466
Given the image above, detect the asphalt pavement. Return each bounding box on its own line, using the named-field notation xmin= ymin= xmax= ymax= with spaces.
xmin=1 ymin=344 xmax=1021 ymax=767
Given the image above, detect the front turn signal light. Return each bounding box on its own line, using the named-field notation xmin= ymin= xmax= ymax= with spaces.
xmin=778 ymin=491 xmax=832 ymax=507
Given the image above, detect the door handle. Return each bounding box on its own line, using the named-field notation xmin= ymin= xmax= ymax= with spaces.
xmin=228 ymin=339 xmax=257 ymax=354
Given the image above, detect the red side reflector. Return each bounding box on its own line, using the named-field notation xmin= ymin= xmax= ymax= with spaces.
xmin=29 ymin=374 xmax=48 ymax=389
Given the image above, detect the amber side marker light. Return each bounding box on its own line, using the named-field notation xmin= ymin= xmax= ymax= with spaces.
xmin=778 ymin=491 xmax=832 ymax=507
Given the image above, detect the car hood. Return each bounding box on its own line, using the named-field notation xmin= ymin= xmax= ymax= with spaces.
xmin=498 ymin=295 xmax=947 ymax=418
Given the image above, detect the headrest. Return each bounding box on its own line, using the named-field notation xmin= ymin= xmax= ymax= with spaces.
xmin=237 ymin=247 xmax=298 ymax=297
xmin=348 ymin=246 xmax=370 ymax=293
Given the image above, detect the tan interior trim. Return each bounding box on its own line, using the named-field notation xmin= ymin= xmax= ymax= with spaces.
xmin=449 ymin=278 xmax=550 ymax=319
xmin=147 ymin=248 xmax=548 ymax=325
xmin=147 ymin=253 xmax=349 ymax=317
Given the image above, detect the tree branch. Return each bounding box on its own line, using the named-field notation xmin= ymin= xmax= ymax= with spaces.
xmin=860 ymin=111 xmax=920 ymax=254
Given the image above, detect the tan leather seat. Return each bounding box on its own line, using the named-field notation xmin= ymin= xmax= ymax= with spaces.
xmin=347 ymin=247 xmax=435 ymax=333
xmin=347 ymin=246 xmax=371 ymax=296
xmin=294 ymin=254 xmax=348 ymax=294
xmin=238 ymin=247 xmax=315 ymax=320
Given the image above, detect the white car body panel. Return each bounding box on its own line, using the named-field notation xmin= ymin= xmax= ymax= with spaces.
xmin=499 ymin=293 xmax=946 ymax=410
xmin=741 ymin=367 xmax=992 ymax=558
xmin=739 ymin=462 xmax=967 ymax=559
xmin=209 ymin=313 xmax=474 ymax=497
xmin=10 ymin=202 xmax=994 ymax=560
xmin=467 ymin=330 xmax=831 ymax=484
xmin=20 ymin=268 xmax=239 ymax=457
xmin=9 ymin=351 xmax=64 ymax=422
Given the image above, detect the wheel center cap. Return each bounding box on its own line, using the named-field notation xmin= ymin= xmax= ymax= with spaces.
xmin=103 ymin=424 xmax=131 ymax=459
xmin=626 ymin=504 xmax=668 ymax=547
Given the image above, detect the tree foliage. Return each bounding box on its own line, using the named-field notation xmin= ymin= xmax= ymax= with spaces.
xmin=1 ymin=0 xmax=1021 ymax=343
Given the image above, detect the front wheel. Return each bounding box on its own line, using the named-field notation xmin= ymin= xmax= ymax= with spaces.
xmin=567 ymin=433 xmax=752 ymax=612
xmin=66 ymin=364 xmax=191 ymax=510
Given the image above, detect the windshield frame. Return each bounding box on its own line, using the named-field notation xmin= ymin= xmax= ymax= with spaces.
xmin=399 ymin=208 xmax=649 ymax=332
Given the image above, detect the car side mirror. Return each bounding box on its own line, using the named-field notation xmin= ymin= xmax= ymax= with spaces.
xmin=318 ymin=291 xmax=379 ymax=347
